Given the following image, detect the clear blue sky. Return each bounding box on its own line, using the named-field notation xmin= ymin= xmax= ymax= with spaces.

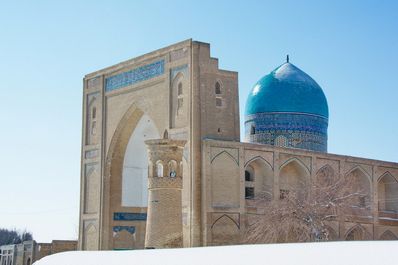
xmin=0 ymin=0 xmax=397 ymax=243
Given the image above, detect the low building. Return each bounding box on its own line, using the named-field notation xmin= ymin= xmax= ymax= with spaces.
xmin=0 ymin=240 xmax=77 ymax=265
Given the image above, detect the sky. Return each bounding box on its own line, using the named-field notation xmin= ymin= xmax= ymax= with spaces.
xmin=0 ymin=0 xmax=397 ymax=243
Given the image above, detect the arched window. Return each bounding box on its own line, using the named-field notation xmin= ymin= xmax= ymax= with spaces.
xmin=156 ymin=161 xmax=164 ymax=178
xmin=168 ymin=160 xmax=177 ymax=178
xmin=215 ymin=82 xmax=222 ymax=94
xmin=245 ymin=170 xmax=254 ymax=182
xmin=178 ymin=82 xmax=183 ymax=96
xmin=92 ymin=107 xmax=96 ymax=119
xmin=91 ymin=121 xmax=97 ymax=135
xmin=250 ymin=125 xmax=256 ymax=135
xmin=177 ymin=82 xmax=184 ymax=114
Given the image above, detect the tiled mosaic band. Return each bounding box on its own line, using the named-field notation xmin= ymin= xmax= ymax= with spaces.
xmin=113 ymin=226 xmax=136 ymax=234
xmin=113 ymin=212 xmax=147 ymax=221
xmin=105 ymin=60 xmax=165 ymax=92
xmin=245 ymin=112 xmax=328 ymax=152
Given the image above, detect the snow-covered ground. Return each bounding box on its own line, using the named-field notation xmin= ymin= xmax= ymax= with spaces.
xmin=34 ymin=241 xmax=398 ymax=265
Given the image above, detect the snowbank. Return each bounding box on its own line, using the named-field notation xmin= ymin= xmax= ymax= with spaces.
xmin=34 ymin=241 xmax=398 ymax=265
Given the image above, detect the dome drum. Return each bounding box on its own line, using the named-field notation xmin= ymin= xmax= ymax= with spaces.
xmin=245 ymin=112 xmax=328 ymax=152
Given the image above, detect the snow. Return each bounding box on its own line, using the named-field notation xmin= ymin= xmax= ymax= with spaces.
xmin=274 ymin=63 xmax=315 ymax=84
xmin=34 ymin=241 xmax=398 ymax=265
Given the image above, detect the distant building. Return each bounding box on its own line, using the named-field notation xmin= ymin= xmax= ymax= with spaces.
xmin=0 ymin=240 xmax=77 ymax=265
xmin=78 ymin=39 xmax=398 ymax=250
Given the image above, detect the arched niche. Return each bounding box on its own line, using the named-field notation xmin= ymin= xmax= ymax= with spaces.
xmin=171 ymin=72 xmax=186 ymax=128
xmin=211 ymin=151 xmax=240 ymax=207
xmin=211 ymin=214 xmax=240 ymax=245
xmin=316 ymin=165 xmax=335 ymax=187
xmin=345 ymin=167 xmax=371 ymax=209
xmin=324 ymin=226 xmax=338 ymax=241
xmin=345 ymin=224 xmax=370 ymax=241
xmin=378 ymin=172 xmax=398 ymax=213
xmin=379 ymin=230 xmax=398 ymax=240
xmin=244 ymin=157 xmax=273 ymax=201
xmin=122 ymin=113 xmax=160 ymax=207
xmin=279 ymin=158 xmax=309 ymax=200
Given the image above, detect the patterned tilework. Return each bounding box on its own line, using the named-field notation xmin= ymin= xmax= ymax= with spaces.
xmin=245 ymin=112 xmax=328 ymax=152
xmin=113 ymin=226 xmax=136 ymax=234
xmin=113 ymin=212 xmax=147 ymax=221
xmin=171 ymin=64 xmax=188 ymax=80
xmin=105 ymin=60 xmax=165 ymax=92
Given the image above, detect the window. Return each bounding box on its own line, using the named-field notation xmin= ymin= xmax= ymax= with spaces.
xmin=91 ymin=121 xmax=97 ymax=135
xmin=250 ymin=125 xmax=256 ymax=135
xmin=168 ymin=160 xmax=177 ymax=178
xmin=156 ymin=161 xmax=164 ymax=178
xmin=245 ymin=170 xmax=254 ymax=182
xmin=245 ymin=187 xmax=254 ymax=199
xmin=216 ymin=98 xmax=222 ymax=107
xmin=92 ymin=107 xmax=96 ymax=119
xmin=178 ymin=82 xmax=183 ymax=95
xmin=178 ymin=98 xmax=183 ymax=109
xmin=215 ymin=82 xmax=221 ymax=94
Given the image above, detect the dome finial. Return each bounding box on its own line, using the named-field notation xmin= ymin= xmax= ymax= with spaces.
xmin=286 ymin=54 xmax=289 ymax=63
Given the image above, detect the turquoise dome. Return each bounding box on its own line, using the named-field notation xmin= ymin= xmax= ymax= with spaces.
xmin=245 ymin=62 xmax=329 ymax=118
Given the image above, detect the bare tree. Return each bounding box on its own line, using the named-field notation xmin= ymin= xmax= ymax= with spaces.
xmin=244 ymin=171 xmax=370 ymax=244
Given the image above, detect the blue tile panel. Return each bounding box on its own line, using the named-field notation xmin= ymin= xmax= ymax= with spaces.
xmin=245 ymin=112 xmax=328 ymax=152
xmin=113 ymin=212 xmax=147 ymax=221
xmin=105 ymin=60 xmax=165 ymax=92
xmin=113 ymin=226 xmax=136 ymax=234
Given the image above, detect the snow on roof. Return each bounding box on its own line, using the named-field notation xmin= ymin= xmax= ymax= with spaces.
xmin=33 ymin=241 xmax=398 ymax=265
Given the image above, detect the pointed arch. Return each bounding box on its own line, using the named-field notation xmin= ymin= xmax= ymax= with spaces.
xmin=211 ymin=150 xmax=239 ymax=165
xmin=379 ymin=230 xmax=398 ymax=240
xmin=171 ymin=71 xmax=185 ymax=127
xmin=345 ymin=224 xmax=370 ymax=241
xmin=316 ymin=164 xmax=335 ymax=186
xmin=211 ymin=214 xmax=240 ymax=229
xmin=324 ymin=225 xmax=338 ymax=241
xmin=345 ymin=166 xmax=372 ymax=209
xmin=244 ymin=157 xmax=274 ymax=201
xmin=345 ymin=165 xmax=371 ymax=183
xmin=245 ymin=156 xmax=273 ymax=169
xmin=211 ymin=151 xmax=240 ymax=207
xmin=210 ymin=214 xmax=240 ymax=245
xmin=279 ymin=158 xmax=310 ymax=200
xmin=280 ymin=157 xmax=310 ymax=176
xmin=103 ymin=104 xmax=160 ymax=247
xmin=378 ymin=172 xmax=398 ymax=212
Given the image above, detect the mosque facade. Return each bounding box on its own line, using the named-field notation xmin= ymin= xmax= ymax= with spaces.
xmin=78 ymin=39 xmax=398 ymax=250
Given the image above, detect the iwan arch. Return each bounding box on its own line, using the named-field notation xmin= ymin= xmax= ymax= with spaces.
xmin=79 ymin=39 xmax=398 ymax=250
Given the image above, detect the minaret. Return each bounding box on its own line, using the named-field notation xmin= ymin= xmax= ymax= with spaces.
xmin=144 ymin=131 xmax=186 ymax=248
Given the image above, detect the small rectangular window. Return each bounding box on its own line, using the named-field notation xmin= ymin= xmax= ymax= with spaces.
xmin=245 ymin=187 xmax=255 ymax=199
xmin=216 ymin=98 xmax=222 ymax=107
